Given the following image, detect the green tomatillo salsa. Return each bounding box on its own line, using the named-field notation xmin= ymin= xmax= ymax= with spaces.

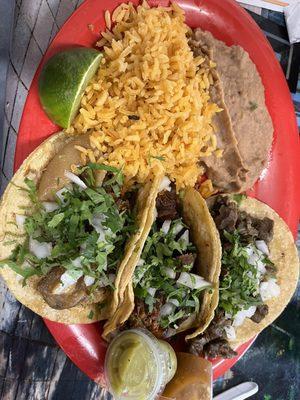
xmin=105 ymin=329 xmax=177 ymax=400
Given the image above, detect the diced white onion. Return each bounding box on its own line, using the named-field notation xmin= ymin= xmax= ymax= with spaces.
xmin=256 ymin=260 xmax=267 ymax=275
xmin=97 ymin=229 xmax=106 ymax=244
xmin=161 ymin=220 xmax=171 ymax=235
xmin=233 ymin=306 xmax=257 ymax=327
xmin=255 ymin=240 xmax=270 ymax=256
xmin=137 ymin=258 xmax=144 ymax=267
xmin=84 ymin=275 xmax=95 ymax=287
xmin=92 ymin=214 xmax=109 ymax=242
xmin=224 ymin=325 xmax=236 ymax=340
xmin=260 ymin=278 xmax=280 ymax=301
xmin=64 ymin=170 xmax=87 ymax=189
xmin=163 ymin=328 xmax=177 ymax=338
xmin=172 ymin=222 xmax=184 ymax=236
xmin=225 ymin=312 xmax=233 ymax=320
xmin=56 ymin=187 xmax=69 ymax=202
xmin=15 ymin=274 xmax=24 ymax=283
xmin=245 ymin=245 xmax=266 ymax=274
xmin=153 ymin=207 xmax=158 ymax=220
xmin=177 ymin=272 xmax=211 ymax=290
xmin=158 ymin=176 xmax=171 ymax=192
xmin=16 ymin=214 xmax=26 ymax=229
xmin=92 ymin=213 xmax=106 ymax=226
xmin=29 ymin=237 xmax=52 ymax=259
xmin=147 ymin=287 xmax=156 ymax=297
xmin=179 ymin=230 xmax=189 ymax=245
xmin=55 ymin=270 xmax=83 ymax=293
xmin=159 ymin=302 xmax=176 ymax=317
xmin=42 ymin=202 xmax=59 ymax=212
xmin=168 ymin=298 xmax=180 ymax=307
xmin=61 ymin=271 xmax=82 ymax=286
xmin=109 ymin=273 xmax=116 ymax=283
xmin=162 ymin=267 xmax=176 ymax=279
xmin=71 ymin=257 xmax=82 ymax=268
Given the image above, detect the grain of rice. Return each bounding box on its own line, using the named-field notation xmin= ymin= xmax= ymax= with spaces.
xmin=67 ymin=1 xmax=220 ymax=188
xmin=96 ymin=37 xmax=108 ymax=47
xmin=104 ymin=10 xmax=112 ymax=30
xmin=101 ymin=30 xmax=114 ymax=42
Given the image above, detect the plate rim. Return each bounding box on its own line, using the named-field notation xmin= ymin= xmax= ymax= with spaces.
xmin=13 ymin=0 xmax=300 ymax=384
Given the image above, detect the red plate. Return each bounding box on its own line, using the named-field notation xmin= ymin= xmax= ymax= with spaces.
xmin=15 ymin=0 xmax=300 ymax=384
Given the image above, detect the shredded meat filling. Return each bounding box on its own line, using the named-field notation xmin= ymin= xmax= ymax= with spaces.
xmin=189 ymin=311 xmax=237 ymax=359
xmin=156 ymin=189 xmax=178 ymax=220
xmin=251 ymin=304 xmax=269 ymax=323
xmin=192 ymin=195 xmax=274 ymax=359
xmin=127 ymin=298 xmax=165 ymax=338
xmin=177 ymin=253 xmax=197 ymax=268
xmin=37 ymin=267 xmax=88 ymax=310
xmin=211 ymin=195 xmax=274 ymax=244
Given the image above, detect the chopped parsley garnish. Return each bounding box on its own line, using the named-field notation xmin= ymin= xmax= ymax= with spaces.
xmin=219 ymin=230 xmax=264 ymax=316
xmin=0 ymin=165 xmax=135 ymax=290
xmin=133 ymin=219 xmax=207 ymax=330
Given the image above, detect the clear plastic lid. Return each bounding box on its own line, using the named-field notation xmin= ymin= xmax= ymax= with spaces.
xmin=105 ymin=329 xmax=174 ymax=400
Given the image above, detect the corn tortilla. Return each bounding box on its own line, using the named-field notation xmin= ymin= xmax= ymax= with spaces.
xmin=207 ymin=195 xmax=299 ymax=347
xmin=0 ymin=132 xmax=156 ymax=324
xmin=103 ymin=182 xmax=222 ymax=340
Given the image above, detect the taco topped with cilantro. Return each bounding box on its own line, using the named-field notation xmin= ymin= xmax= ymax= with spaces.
xmin=103 ymin=180 xmax=222 ymax=341
xmin=0 ymin=132 xmax=158 ymax=323
xmin=189 ymin=194 xmax=299 ymax=358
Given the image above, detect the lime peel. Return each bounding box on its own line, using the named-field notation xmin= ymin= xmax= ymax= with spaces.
xmin=38 ymin=47 xmax=103 ymax=128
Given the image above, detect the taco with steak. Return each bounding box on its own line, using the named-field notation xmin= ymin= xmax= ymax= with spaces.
xmin=189 ymin=194 xmax=299 ymax=359
xmin=103 ymin=178 xmax=222 ymax=341
xmin=0 ymin=131 xmax=160 ymax=324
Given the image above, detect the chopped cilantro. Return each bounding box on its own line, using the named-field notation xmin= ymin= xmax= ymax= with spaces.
xmin=232 ymin=194 xmax=247 ymax=205
xmin=48 ymin=213 xmax=65 ymax=228
xmin=133 ymin=219 xmax=207 ymax=331
xmin=0 ymin=259 xmax=37 ymax=281
xmin=5 ymin=165 xmax=136 ymax=294
xmin=219 ymin=230 xmax=265 ymax=316
xmin=87 ymin=310 xmax=94 ymax=319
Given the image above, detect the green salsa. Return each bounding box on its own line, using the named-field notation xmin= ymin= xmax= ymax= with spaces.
xmin=105 ymin=329 xmax=177 ymax=400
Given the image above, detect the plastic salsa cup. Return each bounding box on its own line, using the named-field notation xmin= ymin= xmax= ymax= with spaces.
xmin=105 ymin=328 xmax=177 ymax=400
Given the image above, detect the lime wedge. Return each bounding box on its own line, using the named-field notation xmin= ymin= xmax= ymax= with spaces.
xmin=38 ymin=47 xmax=103 ymax=128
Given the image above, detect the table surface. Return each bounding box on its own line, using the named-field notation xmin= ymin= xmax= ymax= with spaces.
xmin=0 ymin=1 xmax=299 ymax=399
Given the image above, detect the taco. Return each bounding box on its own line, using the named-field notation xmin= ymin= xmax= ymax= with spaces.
xmin=103 ymin=178 xmax=222 ymax=340
xmin=189 ymin=194 xmax=299 ymax=358
xmin=0 ymin=132 xmax=158 ymax=324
